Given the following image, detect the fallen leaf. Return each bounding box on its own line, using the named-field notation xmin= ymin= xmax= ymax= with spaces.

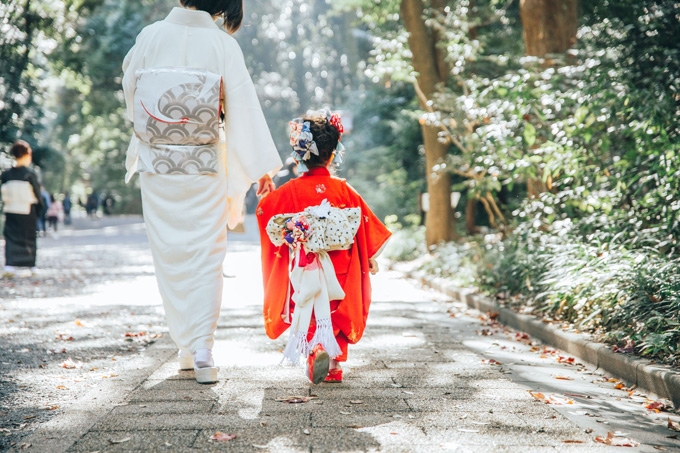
xmin=108 ymin=437 xmax=131 ymax=445
xmin=211 ymin=432 xmax=237 ymax=442
xmin=60 ymin=358 xmax=82 ymax=369
xmin=614 ymin=383 xmax=626 ymax=390
xmin=563 ymin=440 xmax=584 ymax=444
xmin=74 ymin=319 xmax=85 ymax=327
xmin=647 ymin=402 xmax=666 ymax=412
xmin=564 ymin=393 xmax=589 ymax=399
xmin=595 ymin=432 xmax=639 ymax=447
xmin=555 ymin=376 xmax=574 ymax=381
xmin=529 ymin=391 xmax=573 ymax=405
xmin=668 ymin=417 xmax=680 ymax=432
xmin=276 ymin=396 xmax=316 ymax=404
xmin=613 ymin=340 xmax=635 ymax=354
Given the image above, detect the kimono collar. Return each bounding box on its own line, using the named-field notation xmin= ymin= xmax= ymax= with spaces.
xmin=165 ymin=7 xmax=220 ymax=29
xmin=304 ymin=167 xmax=331 ymax=177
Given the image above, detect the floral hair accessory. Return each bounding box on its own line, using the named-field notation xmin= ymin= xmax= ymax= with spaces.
xmin=327 ymin=111 xmax=344 ymax=137
xmin=289 ymin=119 xmax=319 ymax=162
xmin=288 ymin=110 xmax=346 ymax=172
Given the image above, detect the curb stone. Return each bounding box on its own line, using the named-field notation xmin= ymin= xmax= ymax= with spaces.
xmin=408 ymin=271 xmax=680 ymax=408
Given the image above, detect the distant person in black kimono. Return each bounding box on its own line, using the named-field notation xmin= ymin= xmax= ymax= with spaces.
xmin=85 ymin=192 xmax=99 ymax=219
xmin=1 ymin=140 xmax=45 ymax=274
xmin=63 ymin=192 xmax=72 ymax=225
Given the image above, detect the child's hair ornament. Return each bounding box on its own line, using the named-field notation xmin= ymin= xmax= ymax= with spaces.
xmin=288 ymin=109 xmax=346 ymax=173
xmin=289 ymin=120 xmax=319 ymax=161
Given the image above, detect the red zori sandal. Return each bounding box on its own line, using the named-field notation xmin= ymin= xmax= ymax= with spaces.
xmin=307 ymin=345 xmax=330 ymax=384
xmin=324 ymin=368 xmax=343 ymax=383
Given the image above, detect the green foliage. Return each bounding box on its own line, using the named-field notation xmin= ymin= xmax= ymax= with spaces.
xmin=369 ymin=0 xmax=680 ymax=365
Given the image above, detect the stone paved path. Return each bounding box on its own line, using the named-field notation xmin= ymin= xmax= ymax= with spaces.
xmin=6 ymin=217 xmax=680 ymax=452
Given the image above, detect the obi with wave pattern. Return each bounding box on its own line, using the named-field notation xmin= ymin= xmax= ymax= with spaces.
xmin=133 ymin=67 xmax=223 ymax=175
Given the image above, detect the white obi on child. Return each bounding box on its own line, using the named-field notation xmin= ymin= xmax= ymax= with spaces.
xmin=266 ymin=199 xmax=361 ymax=364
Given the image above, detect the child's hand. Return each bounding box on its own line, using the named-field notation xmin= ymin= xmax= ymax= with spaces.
xmin=369 ymin=257 xmax=379 ymax=275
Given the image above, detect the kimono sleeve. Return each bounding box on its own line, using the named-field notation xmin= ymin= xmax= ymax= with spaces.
xmin=347 ymin=183 xmax=392 ymax=258
xmin=122 ymin=28 xmax=149 ymax=122
xmin=28 ymin=171 xmax=44 ymax=212
xmin=256 ymin=192 xmax=292 ymax=339
xmin=222 ymin=37 xmax=282 ymax=184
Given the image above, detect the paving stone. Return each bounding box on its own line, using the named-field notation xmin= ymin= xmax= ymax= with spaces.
xmin=68 ymin=430 xmax=199 ymax=452
xmin=91 ymin=413 xmax=311 ymax=431
xmin=110 ymin=401 xmax=216 ymax=415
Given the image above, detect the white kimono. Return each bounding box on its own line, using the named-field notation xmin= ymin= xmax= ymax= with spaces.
xmin=122 ymin=7 xmax=282 ymax=353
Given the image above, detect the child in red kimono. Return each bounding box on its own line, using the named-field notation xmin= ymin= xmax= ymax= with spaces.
xmin=257 ymin=110 xmax=391 ymax=384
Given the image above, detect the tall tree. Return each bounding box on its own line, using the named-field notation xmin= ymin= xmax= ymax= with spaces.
xmin=0 ymin=0 xmax=41 ymax=147
xmin=401 ymin=0 xmax=456 ymax=246
xmin=519 ymin=0 xmax=579 ymax=56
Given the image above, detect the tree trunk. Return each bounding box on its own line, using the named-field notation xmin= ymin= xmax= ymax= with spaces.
xmin=465 ymin=197 xmax=478 ymax=235
xmin=519 ymin=0 xmax=579 ymax=56
xmin=401 ymin=0 xmax=456 ymax=246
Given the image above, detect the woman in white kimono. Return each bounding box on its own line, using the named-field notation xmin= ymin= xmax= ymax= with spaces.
xmin=122 ymin=0 xmax=282 ymax=384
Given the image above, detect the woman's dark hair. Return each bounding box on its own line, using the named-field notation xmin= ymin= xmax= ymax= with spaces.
xmin=303 ymin=113 xmax=342 ymax=168
xmin=10 ymin=140 xmax=31 ymax=159
xmin=180 ymin=0 xmax=243 ymax=33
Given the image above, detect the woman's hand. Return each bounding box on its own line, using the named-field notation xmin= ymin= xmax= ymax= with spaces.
xmin=257 ymin=174 xmax=276 ymax=197
xmin=369 ymin=258 xmax=379 ymax=275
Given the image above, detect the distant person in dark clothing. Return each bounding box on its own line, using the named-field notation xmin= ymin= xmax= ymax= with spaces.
xmin=38 ymin=185 xmax=50 ymax=236
xmin=62 ymin=192 xmax=72 ymax=225
xmin=86 ymin=193 xmax=99 ymax=218
xmin=103 ymin=194 xmax=115 ymax=215
xmin=1 ymin=140 xmax=45 ymax=274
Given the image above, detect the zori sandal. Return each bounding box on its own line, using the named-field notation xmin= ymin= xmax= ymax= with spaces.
xmin=307 ymin=345 xmax=330 ymax=384
xmin=324 ymin=368 xmax=343 ymax=383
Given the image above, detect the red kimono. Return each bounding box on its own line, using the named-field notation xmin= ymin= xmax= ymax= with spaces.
xmin=257 ymin=167 xmax=391 ymax=361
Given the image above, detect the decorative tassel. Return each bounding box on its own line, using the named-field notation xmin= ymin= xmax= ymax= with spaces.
xmin=309 ymin=317 xmax=342 ymax=359
xmin=281 ymin=330 xmax=309 ymax=366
